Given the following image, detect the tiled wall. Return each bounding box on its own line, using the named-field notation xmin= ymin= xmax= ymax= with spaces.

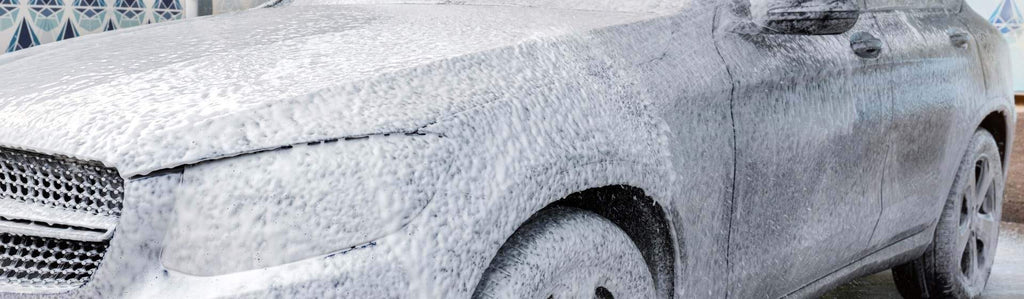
xmin=967 ymin=0 xmax=1024 ymax=91
xmin=0 ymin=0 xmax=182 ymax=53
xmin=981 ymin=0 xmax=1024 ymax=35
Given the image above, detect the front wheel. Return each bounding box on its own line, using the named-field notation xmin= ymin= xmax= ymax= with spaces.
xmin=893 ymin=130 xmax=1004 ymax=298
xmin=472 ymin=206 xmax=657 ymax=299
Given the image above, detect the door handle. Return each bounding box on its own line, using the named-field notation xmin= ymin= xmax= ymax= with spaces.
xmin=850 ymin=32 xmax=883 ymax=59
xmin=949 ymin=30 xmax=972 ymax=49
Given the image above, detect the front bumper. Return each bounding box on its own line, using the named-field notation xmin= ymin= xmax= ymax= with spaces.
xmin=5 ymin=172 xmax=411 ymax=298
xmin=134 ymin=240 xmax=406 ymax=298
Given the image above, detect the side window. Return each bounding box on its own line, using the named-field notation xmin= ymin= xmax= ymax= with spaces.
xmin=864 ymin=0 xmax=961 ymax=11
xmin=747 ymin=0 xmax=863 ymax=18
xmin=741 ymin=0 xmax=863 ymax=35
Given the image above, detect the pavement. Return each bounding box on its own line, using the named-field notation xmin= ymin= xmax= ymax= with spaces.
xmin=1000 ymin=109 xmax=1024 ymax=223
xmin=824 ymin=222 xmax=1024 ymax=298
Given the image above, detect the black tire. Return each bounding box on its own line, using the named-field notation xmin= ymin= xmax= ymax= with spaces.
xmin=893 ymin=130 xmax=1004 ymax=299
xmin=472 ymin=206 xmax=657 ymax=299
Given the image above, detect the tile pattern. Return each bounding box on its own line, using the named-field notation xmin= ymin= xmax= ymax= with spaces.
xmin=0 ymin=0 xmax=181 ymax=53
xmin=992 ymin=0 xmax=1024 ymax=37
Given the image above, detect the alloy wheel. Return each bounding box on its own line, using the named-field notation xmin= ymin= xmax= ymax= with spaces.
xmin=956 ymin=156 xmax=1000 ymax=289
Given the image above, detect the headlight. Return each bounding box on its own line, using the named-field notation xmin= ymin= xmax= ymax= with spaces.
xmin=161 ymin=133 xmax=446 ymax=276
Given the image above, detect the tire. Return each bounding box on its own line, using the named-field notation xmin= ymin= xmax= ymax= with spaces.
xmin=472 ymin=206 xmax=657 ymax=299
xmin=893 ymin=130 xmax=1004 ymax=299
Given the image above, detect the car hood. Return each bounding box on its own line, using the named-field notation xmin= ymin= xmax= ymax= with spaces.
xmin=0 ymin=4 xmax=651 ymax=177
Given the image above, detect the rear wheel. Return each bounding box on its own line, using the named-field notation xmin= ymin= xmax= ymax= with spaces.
xmin=893 ymin=130 xmax=1003 ymax=298
xmin=472 ymin=206 xmax=656 ymax=299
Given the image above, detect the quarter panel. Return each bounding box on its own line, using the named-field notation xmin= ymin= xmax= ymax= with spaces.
xmin=960 ymin=3 xmax=1014 ymax=102
xmin=959 ymin=1 xmax=1015 ymax=175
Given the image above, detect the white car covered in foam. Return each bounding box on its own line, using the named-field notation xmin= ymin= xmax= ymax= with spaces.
xmin=0 ymin=0 xmax=1014 ymax=298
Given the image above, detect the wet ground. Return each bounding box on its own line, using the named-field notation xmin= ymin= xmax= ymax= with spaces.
xmin=1001 ymin=109 xmax=1024 ymax=223
xmin=824 ymin=222 xmax=1024 ymax=298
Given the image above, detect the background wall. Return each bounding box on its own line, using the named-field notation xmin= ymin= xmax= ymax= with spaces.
xmin=0 ymin=0 xmax=265 ymax=53
xmin=0 ymin=0 xmax=184 ymax=52
xmin=208 ymin=0 xmax=261 ymax=14
xmin=966 ymin=0 xmax=1024 ymax=92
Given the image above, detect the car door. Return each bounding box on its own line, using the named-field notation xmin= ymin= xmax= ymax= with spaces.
xmin=864 ymin=0 xmax=993 ymax=250
xmin=715 ymin=1 xmax=892 ymax=297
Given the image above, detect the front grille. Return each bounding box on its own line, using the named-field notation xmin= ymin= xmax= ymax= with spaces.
xmin=0 ymin=147 xmax=123 ymax=292
xmin=0 ymin=233 xmax=108 ymax=290
xmin=0 ymin=148 xmax=124 ymax=217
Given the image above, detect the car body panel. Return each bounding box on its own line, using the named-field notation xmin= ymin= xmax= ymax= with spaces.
xmin=156 ymin=3 xmax=732 ymax=297
xmin=867 ymin=6 xmax=993 ymax=251
xmin=0 ymin=4 xmax=655 ymax=177
xmin=716 ymin=8 xmax=891 ymax=298
xmin=0 ymin=0 xmax=1013 ymax=298
xmin=1 ymin=1 xmax=735 ymax=298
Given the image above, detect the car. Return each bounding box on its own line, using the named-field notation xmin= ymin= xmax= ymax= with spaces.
xmin=0 ymin=0 xmax=1013 ymax=298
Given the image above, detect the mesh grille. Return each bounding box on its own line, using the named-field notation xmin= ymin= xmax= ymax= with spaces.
xmin=0 ymin=147 xmax=122 ymax=292
xmin=0 ymin=148 xmax=123 ymax=217
xmin=0 ymin=233 xmax=109 ymax=290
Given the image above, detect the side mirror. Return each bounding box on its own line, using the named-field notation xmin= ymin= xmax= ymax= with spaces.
xmin=751 ymin=0 xmax=861 ymax=35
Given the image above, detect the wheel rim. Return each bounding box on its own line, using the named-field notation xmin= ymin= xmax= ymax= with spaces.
xmin=956 ymin=156 xmax=1000 ymax=289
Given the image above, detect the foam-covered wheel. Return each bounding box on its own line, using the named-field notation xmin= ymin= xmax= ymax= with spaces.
xmin=472 ymin=206 xmax=656 ymax=299
xmin=893 ymin=130 xmax=1003 ymax=299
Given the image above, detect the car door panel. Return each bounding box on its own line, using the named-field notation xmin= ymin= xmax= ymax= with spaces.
xmin=716 ymin=7 xmax=890 ymax=297
xmin=866 ymin=5 xmax=991 ymax=250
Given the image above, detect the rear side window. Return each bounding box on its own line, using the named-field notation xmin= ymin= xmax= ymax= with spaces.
xmin=865 ymin=0 xmax=961 ymax=11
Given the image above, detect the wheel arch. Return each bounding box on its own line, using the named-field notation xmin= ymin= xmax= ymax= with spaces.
xmin=977 ymin=108 xmax=1014 ymax=171
xmin=543 ymin=185 xmax=676 ymax=299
